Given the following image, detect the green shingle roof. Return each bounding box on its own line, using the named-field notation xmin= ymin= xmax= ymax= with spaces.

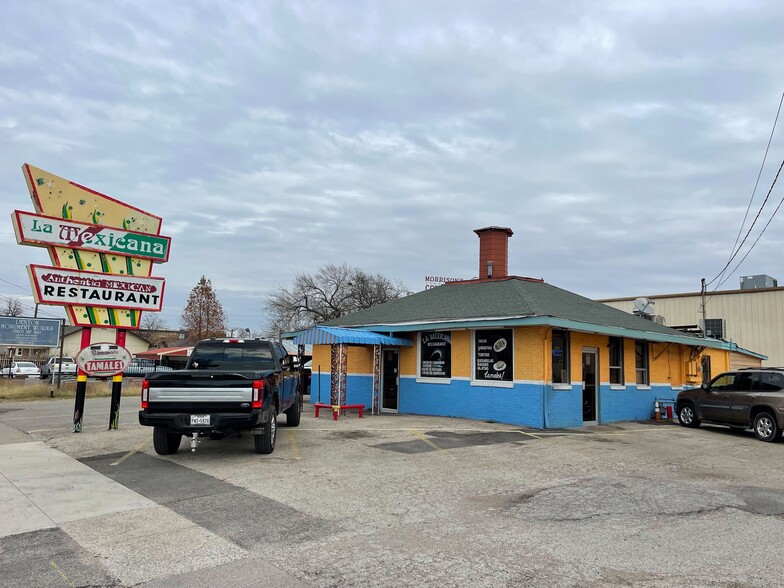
xmin=286 ymin=277 xmax=764 ymax=357
xmin=325 ymin=278 xmax=677 ymax=330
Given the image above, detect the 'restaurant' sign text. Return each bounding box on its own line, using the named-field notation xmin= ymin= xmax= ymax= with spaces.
xmin=29 ymin=265 xmax=164 ymax=311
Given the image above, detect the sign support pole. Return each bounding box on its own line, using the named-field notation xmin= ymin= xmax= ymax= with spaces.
xmin=109 ymin=329 xmax=126 ymax=430
xmin=73 ymin=327 xmax=92 ymax=433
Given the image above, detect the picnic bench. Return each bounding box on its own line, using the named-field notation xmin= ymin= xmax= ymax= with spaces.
xmin=314 ymin=402 xmax=364 ymax=420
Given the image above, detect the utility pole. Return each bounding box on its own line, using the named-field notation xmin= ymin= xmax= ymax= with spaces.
xmin=700 ymin=278 xmax=707 ymax=337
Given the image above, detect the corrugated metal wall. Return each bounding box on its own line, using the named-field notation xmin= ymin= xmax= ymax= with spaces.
xmin=602 ymin=289 xmax=784 ymax=366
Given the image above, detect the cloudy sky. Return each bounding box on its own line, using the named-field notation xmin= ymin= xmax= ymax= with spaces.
xmin=2 ymin=0 xmax=784 ymax=331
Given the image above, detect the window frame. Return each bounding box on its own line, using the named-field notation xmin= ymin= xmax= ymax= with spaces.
xmin=552 ymin=330 xmax=570 ymax=385
xmin=608 ymin=337 xmax=624 ymax=386
xmin=634 ymin=340 xmax=650 ymax=386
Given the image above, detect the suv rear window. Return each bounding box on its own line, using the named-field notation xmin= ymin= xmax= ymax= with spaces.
xmin=187 ymin=341 xmax=274 ymax=371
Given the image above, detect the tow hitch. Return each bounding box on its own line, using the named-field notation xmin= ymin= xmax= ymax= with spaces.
xmin=190 ymin=431 xmax=201 ymax=452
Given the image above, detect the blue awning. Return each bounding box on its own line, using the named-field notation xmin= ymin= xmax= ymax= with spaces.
xmin=290 ymin=326 xmax=412 ymax=346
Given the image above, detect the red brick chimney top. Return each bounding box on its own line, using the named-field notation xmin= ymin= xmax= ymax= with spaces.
xmin=474 ymin=226 xmax=513 ymax=280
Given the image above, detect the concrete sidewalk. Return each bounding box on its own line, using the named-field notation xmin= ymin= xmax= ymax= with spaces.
xmin=0 ymin=441 xmax=153 ymax=537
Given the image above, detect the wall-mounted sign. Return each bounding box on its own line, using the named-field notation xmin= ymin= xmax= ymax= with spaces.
xmin=12 ymin=211 xmax=171 ymax=262
xmin=28 ymin=265 xmax=165 ymax=312
xmin=474 ymin=329 xmax=513 ymax=382
xmin=420 ymin=331 xmax=452 ymax=378
xmin=0 ymin=316 xmax=61 ymax=347
xmin=76 ymin=342 xmax=132 ymax=377
xmin=424 ymin=275 xmax=463 ymax=290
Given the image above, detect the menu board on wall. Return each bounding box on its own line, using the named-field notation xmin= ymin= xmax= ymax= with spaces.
xmin=420 ymin=331 xmax=451 ymax=378
xmin=474 ymin=329 xmax=513 ymax=382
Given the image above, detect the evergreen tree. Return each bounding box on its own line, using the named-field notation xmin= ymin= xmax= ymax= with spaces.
xmin=181 ymin=276 xmax=227 ymax=342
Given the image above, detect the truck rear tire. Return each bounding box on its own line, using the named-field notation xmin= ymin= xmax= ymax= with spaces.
xmin=254 ymin=411 xmax=276 ymax=454
xmin=153 ymin=426 xmax=182 ymax=455
xmin=285 ymin=393 xmax=301 ymax=427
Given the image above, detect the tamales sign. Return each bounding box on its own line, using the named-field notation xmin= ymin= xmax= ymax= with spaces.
xmin=14 ymin=164 xmax=170 ymax=329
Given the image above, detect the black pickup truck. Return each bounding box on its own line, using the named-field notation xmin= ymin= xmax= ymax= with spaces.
xmin=139 ymin=338 xmax=301 ymax=455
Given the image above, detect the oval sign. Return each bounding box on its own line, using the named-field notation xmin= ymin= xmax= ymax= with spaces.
xmin=76 ymin=342 xmax=132 ymax=377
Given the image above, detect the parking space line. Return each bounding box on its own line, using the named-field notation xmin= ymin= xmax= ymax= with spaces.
xmin=517 ymin=430 xmax=542 ymax=439
xmin=411 ymin=429 xmax=455 ymax=458
xmin=288 ymin=430 xmax=301 ymax=460
xmin=50 ymin=561 xmax=75 ymax=588
xmin=110 ymin=440 xmax=148 ymax=466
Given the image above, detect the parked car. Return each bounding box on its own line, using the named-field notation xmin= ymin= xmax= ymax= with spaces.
xmin=40 ymin=356 xmax=77 ymax=379
xmin=676 ymin=368 xmax=784 ymax=442
xmin=122 ymin=358 xmax=174 ymax=378
xmin=2 ymin=361 xmax=41 ymax=379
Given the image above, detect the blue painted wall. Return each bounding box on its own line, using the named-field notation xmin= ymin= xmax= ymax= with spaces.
xmin=309 ymin=373 xmax=373 ymax=407
xmin=398 ymin=377 xmax=545 ymax=428
xmin=310 ymin=373 xmax=673 ymax=429
xmin=599 ymin=384 xmax=673 ymax=423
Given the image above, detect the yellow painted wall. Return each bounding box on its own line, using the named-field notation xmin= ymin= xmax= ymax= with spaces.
xmin=516 ymin=326 xmax=547 ymax=381
xmin=312 ymin=329 xmax=740 ymax=391
xmin=348 ymin=346 xmax=374 ymax=374
xmin=312 ymin=344 xmax=330 ymax=373
xmin=451 ymin=330 xmax=471 ymax=378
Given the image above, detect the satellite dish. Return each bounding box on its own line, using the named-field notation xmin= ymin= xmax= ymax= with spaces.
xmin=633 ymin=297 xmax=655 ymax=315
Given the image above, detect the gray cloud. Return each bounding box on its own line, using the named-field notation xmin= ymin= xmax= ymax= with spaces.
xmin=2 ymin=0 xmax=784 ymax=331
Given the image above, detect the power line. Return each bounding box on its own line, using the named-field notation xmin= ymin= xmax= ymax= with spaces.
xmin=715 ymin=190 xmax=784 ymax=290
xmin=707 ymin=91 xmax=784 ymax=288
xmin=706 ymin=156 xmax=784 ymax=289
xmin=714 ymin=90 xmax=784 ymax=288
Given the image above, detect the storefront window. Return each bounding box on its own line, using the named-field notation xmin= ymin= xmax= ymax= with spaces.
xmin=609 ymin=337 xmax=624 ymax=385
xmin=474 ymin=329 xmax=513 ymax=382
xmin=552 ymin=330 xmax=570 ymax=384
xmin=419 ymin=331 xmax=452 ymax=378
xmin=635 ymin=340 xmax=649 ymax=385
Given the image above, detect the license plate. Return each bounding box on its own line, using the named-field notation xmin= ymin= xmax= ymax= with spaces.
xmin=190 ymin=414 xmax=210 ymax=426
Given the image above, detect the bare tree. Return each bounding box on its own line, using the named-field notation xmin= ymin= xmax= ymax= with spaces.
xmin=264 ymin=263 xmax=408 ymax=335
xmin=181 ymin=276 xmax=228 ymax=342
xmin=140 ymin=313 xmax=168 ymax=331
xmin=1 ymin=296 xmax=24 ymax=317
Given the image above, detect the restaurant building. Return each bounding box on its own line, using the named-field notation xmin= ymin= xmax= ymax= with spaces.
xmin=290 ymin=228 xmax=764 ymax=429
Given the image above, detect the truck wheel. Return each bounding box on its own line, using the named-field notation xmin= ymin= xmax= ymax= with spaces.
xmin=153 ymin=426 xmax=182 ymax=455
xmin=254 ymin=411 xmax=276 ymax=454
xmin=285 ymin=393 xmax=301 ymax=427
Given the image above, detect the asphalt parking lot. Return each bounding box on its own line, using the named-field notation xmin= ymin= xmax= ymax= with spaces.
xmin=1 ymin=397 xmax=784 ymax=587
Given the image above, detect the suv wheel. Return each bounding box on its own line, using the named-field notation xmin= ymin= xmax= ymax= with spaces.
xmin=678 ymin=403 xmax=700 ymax=428
xmin=753 ymin=411 xmax=781 ymax=442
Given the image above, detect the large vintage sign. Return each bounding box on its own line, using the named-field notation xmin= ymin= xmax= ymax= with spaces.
xmin=17 ymin=164 xmax=168 ymax=329
xmin=76 ymin=342 xmax=132 ymax=377
xmin=29 ymin=265 xmax=165 ymax=312
xmin=12 ymin=211 xmax=171 ymax=262
xmin=0 ymin=316 xmax=61 ymax=347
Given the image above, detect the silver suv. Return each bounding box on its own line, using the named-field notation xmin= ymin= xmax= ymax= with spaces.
xmin=676 ymin=368 xmax=784 ymax=442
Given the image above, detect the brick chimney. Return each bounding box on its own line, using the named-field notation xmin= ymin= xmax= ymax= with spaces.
xmin=474 ymin=226 xmax=513 ymax=279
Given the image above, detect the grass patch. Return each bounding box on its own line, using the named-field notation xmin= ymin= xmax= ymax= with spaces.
xmin=0 ymin=378 xmax=142 ymax=402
